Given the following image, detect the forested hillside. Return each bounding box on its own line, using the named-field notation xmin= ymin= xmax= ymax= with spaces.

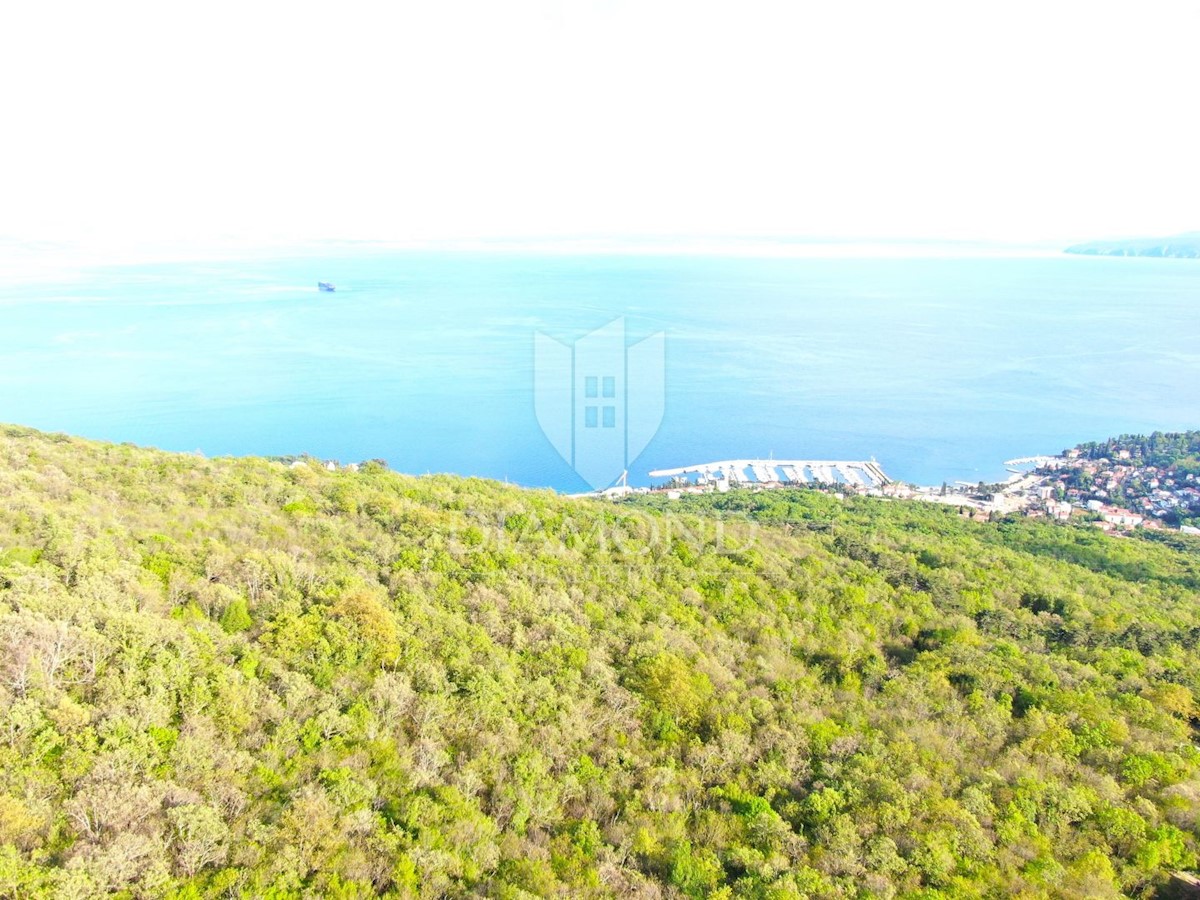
xmin=1 ymin=425 xmax=1198 ymax=899
xmin=1075 ymin=433 xmax=1200 ymax=472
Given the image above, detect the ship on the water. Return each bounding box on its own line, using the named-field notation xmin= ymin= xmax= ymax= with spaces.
xmin=317 ymin=282 xmax=336 ymax=292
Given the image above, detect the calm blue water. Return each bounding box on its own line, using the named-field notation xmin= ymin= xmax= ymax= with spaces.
xmin=2 ymin=251 xmax=1198 ymax=491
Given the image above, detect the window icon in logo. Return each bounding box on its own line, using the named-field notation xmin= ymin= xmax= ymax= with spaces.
xmin=583 ymin=373 xmax=618 ymax=428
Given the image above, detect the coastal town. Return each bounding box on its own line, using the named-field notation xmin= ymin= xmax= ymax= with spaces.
xmin=630 ymin=431 xmax=1200 ymax=536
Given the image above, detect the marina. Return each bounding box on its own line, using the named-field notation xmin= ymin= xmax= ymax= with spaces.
xmin=648 ymin=458 xmax=890 ymax=491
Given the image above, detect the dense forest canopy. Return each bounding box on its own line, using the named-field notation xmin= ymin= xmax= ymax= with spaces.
xmin=1 ymin=425 xmax=1199 ymax=898
xmin=1074 ymin=432 xmax=1200 ymax=473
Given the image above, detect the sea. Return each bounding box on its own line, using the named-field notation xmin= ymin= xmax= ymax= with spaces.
xmin=3 ymin=249 xmax=1198 ymax=492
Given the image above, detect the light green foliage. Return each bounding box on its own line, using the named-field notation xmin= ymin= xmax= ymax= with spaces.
xmin=0 ymin=424 xmax=1197 ymax=897
xmin=218 ymin=597 xmax=253 ymax=633
xmin=628 ymin=650 xmax=713 ymax=735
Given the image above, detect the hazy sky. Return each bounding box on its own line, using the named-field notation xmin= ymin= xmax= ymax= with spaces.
xmin=3 ymin=0 xmax=1198 ymax=249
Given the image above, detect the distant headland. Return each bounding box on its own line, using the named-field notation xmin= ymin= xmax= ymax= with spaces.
xmin=1065 ymin=231 xmax=1200 ymax=258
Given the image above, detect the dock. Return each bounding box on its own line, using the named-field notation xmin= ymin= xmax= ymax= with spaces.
xmin=1004 ymin=455 xmax=1057 ymax=467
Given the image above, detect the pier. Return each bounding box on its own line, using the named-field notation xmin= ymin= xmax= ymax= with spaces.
xmin=1004 ymin=455 xmax=1058 ymax=467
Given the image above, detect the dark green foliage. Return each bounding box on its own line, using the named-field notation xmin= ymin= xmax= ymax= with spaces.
xmin=0 ymin=425 xmax=1198 ymax=898
xmin=1075 ymin=431 xmax=1200 ymax=469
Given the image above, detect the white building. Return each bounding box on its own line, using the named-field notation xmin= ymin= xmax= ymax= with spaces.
xmin=1102 ymin=511 xmax=1143 ymax=527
